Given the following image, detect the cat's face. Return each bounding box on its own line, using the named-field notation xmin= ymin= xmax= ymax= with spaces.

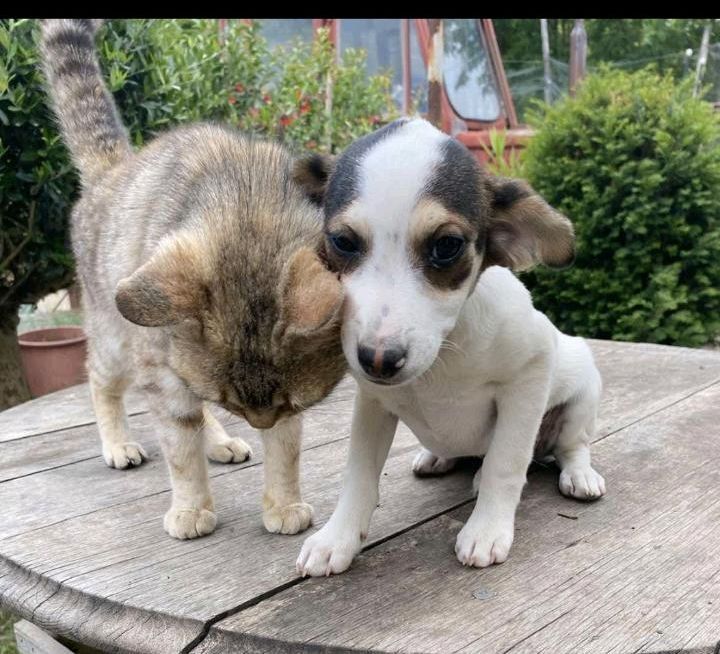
xmin=115 ymin=235 xmax=346 ymax=429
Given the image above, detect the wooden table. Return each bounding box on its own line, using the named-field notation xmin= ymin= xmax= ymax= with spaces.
xmin=1 ymin=340 xmax=719 ymax=654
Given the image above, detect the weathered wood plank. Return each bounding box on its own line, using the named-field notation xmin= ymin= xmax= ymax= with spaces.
xmin=0 ymin=379 xmax=356 ymax=482
xmin=1 ymin=340 xmax=717 ymax=511
xmin=1 ymin=562 xmax=201 ymax=654
xmin=585 ymin=339 xmax=720 ymax=437
xmin=0 ymin=381 xmax=357 ymax=539
xmin=0 ymin=411 xmax=235 ymax=484
xmin=0 ymin=424 xmax=475 ymax=654
xmin=2 ymin=341 xmax=718 ymax=481
xmin=0 ymin=385 xmax=146 ymax=444
xmin=1 ymin=341 xmax=719 ymax=654
xmin=14 ymin=619 xmax=74 ymax=654
xmin=196 ymin=382 xmax=720 ymax=654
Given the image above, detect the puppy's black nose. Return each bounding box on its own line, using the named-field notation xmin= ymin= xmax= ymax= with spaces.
xmin=357 ymin=345 xmax=407 ymax=380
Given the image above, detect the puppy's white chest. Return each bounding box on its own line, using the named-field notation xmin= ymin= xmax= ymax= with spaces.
xmin=381 ymin=378 xmax=497 ymax=459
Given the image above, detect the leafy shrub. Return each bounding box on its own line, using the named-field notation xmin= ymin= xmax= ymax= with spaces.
xmin=0 ymin=19 xmax=77 ymax=318
xmin=521 ymin=67 xmax=720 ymax=346
xmin=101 ymin=20 xmax=395 ymax=153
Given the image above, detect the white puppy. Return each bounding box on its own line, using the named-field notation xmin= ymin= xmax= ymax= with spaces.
xmin=292 ymin=118 xmax=605 ymax=575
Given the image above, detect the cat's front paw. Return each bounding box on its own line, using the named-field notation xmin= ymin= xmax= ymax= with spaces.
xmin=206 ymin=436 xmax=252 ymax=464
xmin=296 ymin=523 xmax=362 ymax=577
xmin=164 ymin=506 xmax=217 ymax=539
xmin=455 ymin=513 xmax=514 ymax=568
xmin=263 ymin=502 xmax=313 ymax=535
xmin=102 ymin=442 xmax=147 ymax=469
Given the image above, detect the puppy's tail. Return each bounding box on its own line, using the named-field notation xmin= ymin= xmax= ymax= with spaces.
xmin=40 ymin=19 xmax=131 ymax=187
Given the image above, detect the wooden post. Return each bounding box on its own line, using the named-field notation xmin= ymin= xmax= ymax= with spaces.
xmin=324 ymin=69 xmax=334 ymax=152
xmin=401 ymin=19 xmax=412 ymax=115
xmin=540 ymin=19 xmax=553 ymax=104
xmin=694 ymin=22 xmax=712 ymax=98
xmin=14 ymin=620 xmax=74 ymax=654
xmin=482 ymin=19 xmax=519 ymax=129
xmin=427 ymin=19 xmax=443 ymax=129
xmin=569 ymin=19 xmax=587 ymax=97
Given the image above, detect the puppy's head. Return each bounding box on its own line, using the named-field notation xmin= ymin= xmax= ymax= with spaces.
xmin=294 ymin=118 xmax=574 ymax=386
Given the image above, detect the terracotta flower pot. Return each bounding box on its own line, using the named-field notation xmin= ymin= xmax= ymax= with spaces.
xmin=18 ymin=326 xmax=88 ymax=397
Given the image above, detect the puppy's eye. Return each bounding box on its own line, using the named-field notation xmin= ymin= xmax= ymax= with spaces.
xmin=429 ymin=235 xmax=465 ymax=268
xmin=329 ymin=231 xmax=361 ymax=256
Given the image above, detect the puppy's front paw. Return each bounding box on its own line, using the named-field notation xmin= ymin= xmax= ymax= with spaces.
xmin=559 ymin=466 xmax=606 ymax=500
xmin=206 ymin=437 xmax=252 ymax=464
xmin=102 ymin=442 xmax=147 ymax=469
xmin=164 ymin=506 xmax=217 ymax=539
xmin=455 ymin=515 xmax=514 ymax=568
xmin=296 ymin=525 xmax=362 ymax=577
xmin=263 ymin=502 xmax=313 ymax=535
xmin=412 ymin=448 xmax=457 ymax=476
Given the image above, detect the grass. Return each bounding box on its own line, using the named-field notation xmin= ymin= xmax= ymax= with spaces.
xmin=0 ymin=612 xmax=17 ymax=654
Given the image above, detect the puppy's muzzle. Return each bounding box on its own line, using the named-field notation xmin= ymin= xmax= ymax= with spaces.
xmin=357 ymin=344 xmax=407 ymax=381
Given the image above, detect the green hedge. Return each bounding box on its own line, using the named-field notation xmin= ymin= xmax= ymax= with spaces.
xmin=522 ymin=67 xmax=720 ymax=346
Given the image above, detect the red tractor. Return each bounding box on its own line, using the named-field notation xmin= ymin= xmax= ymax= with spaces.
xmin=244 ymin=19 xmax=584 ymax=164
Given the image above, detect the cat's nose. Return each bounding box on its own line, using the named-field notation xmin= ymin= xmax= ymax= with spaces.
xmin=357 ymin=344 xmax=407 ymax=380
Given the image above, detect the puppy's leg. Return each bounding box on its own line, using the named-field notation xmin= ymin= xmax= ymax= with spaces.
xmin=261 ymin=414 xmax=313 ymax=535
xmin=203 ymin=404 xmax=252 ymax=464
xmin=554 ymin=390 xmax=606 ymax=501
xmin=412 ymin=447 xmax=458 ymax=476
xmin=455 ymin=366 xmax=550 ymax=568
xmin=88 ymin=342 xmax=146 ymax=469
xmin=146 ymin=368 xmax=217 ymax=539
xmin=297 ymin=390 xmax=398 ymax=576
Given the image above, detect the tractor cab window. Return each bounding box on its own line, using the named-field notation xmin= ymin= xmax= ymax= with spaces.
xmin=257 ymin=19 xmax=314 ymax=49
xmin=339 ymin=19 xmax=427 ymax=112
xmin=443 ymin=19 xmax=501 ymax=122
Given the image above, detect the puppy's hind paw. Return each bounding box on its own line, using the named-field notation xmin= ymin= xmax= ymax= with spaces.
xmin=559 ymin=466 xmax=606 ymax=501
xmin=412 ymin=448 xmax=457 ymax=476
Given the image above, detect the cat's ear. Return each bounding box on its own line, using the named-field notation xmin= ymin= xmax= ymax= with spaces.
xmin=292 ymin=153 xmax=335 ymax=205
xmin=277 ymin=246 xmax=343 ymax=342
xmin=484 ymin=176 xmax=575 ymax=272
xmin=115 ymin=234 xmax=209 ymax=327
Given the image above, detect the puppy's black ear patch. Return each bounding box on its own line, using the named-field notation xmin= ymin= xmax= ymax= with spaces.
xmin=292 ymin=153 xmax=336 ymax=205
xmin=491 ymin=179 xmax=531 ymax=210
xmin=485 ymin=177 xmax=575 ymax=271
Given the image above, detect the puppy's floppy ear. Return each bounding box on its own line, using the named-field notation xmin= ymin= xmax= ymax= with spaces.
xmin=484 ymin=176 xmax=575 ymax=272
xmin=292 ymin=153 xmax=336 ymax=205
xmin=115 ymin=233 xmax=209 ymax=327
xmin=277 ymin=246 xmax=344 ymax=344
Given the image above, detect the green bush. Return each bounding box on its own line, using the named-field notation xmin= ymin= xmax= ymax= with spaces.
xmin=521 ymin=67 xmax=720 ymax=346
xmin=0 ymin=18 xmax=396 ymax=408
xmin=100 ymin=19 xmax=395 ymax=153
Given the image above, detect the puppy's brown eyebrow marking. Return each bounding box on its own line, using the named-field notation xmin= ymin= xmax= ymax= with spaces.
xmin=325 ymin=202 xmax=372 ymax=244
